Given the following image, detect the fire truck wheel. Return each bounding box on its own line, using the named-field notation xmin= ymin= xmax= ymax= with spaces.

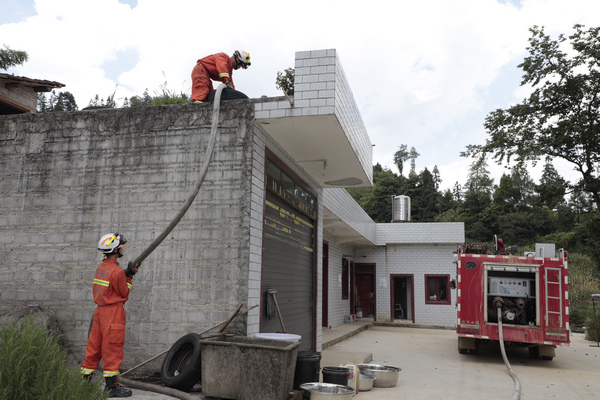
xmin=528 ymin=346 xmax=553 ymax=360
xmin=205 ymin=87 xmax=249 ymax=102
xmin=161 ymin=333 xmax=202 ymax=391
xmin=458 ymin=338 xmax=468 ymax=354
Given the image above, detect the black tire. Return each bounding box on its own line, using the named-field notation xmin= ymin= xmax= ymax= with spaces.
xmin=161 ymin=333 xmax=202 ymax=391
xmin=205 ymin=87 xmax=249 ymax=102
xmin=528 ymin=345 xmax=539 ymax=359
xmin=458 ymin=337 xmax=468 ymax=354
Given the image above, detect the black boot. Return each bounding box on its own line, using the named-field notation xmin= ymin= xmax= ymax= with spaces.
xmin=82 ymin=373 xmax=93 ymax=382
xmin=104 ymin=376 xmax=132 ymax=398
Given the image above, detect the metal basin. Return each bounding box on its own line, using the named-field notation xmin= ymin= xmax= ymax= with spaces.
xmin=358 ymin=374 xmax=375 ymax=391
xmin=300 ymin=383 xmax=355 ymax=399
xmin=357 ymin=364 xmax=401 ymax=388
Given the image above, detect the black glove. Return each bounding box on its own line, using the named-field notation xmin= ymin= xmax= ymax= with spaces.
xmin=125 ymin=261 xmax=138 ymax=278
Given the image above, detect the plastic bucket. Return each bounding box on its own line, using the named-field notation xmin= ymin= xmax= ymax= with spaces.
xmin=293 ymin=351 xmax=321 ymax=389
xmin=322 ymin=367 xmax=352 ymax=386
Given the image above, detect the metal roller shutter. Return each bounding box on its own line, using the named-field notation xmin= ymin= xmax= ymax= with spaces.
xmin=262 ymin=193 xmax=315 ymax=350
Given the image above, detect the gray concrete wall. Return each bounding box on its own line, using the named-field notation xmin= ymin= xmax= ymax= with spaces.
xmin=0 ymin=102 xmax=255 ymax=373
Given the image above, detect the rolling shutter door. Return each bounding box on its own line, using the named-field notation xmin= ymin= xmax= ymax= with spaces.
xmin=262 ymin=193 xmax=314 ymax=350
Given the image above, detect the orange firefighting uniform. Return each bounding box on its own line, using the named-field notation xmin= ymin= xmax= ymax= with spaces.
xmin=80 ymin=258 xmax=132 ymax=378
xmin=191 ymin=52 xmax=235 ymax=102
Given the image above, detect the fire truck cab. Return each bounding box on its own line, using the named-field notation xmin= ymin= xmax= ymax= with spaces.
xmin=456 ymin=236 xmax=570 ymax=360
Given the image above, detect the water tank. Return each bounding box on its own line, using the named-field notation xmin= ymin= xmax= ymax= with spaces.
xmin=392 ymin=195 xmax=410 ymax=222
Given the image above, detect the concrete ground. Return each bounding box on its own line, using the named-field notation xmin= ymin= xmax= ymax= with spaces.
xmin=124 ymin=320 xmax=600 ymax=399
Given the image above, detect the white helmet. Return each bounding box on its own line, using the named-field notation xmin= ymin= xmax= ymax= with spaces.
xmin=98 ymin=233 xmax=127 ymax=254
xmin=234 ymin=50 xmax=251 ymax=69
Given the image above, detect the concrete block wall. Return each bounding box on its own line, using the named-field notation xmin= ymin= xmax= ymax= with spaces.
xmin=354 ymin=243 xmax=458 ymax=326
xmin=0 ymin=102 xmax=256 ymax=372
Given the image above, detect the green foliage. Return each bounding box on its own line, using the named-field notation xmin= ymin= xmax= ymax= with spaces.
xmin=0 ymin=45 xmax=28 ymax=70
xmin=275 ymin=68 xmax=295 ymax=94
xmin=463 ymin=24 xmax=600 ymax=219
xmin=37 ymin=91 xmax=78 ymax=112
xmin=566 ymin=253 xmax=600 ymax=331
xmin=348 ymin=164 xmax=401 ymax=222
xmin=0 ymin=315 xmax=106 ymax=400
xmin=127 ymin=76 xmax=190 ymax=107
xmin=149 ymin=80 xmax=190 ymax=105
xmin=88 ymin=90 xmax=117 ymax=108
xmin=393 ymin=145 xmax=419 ymax=177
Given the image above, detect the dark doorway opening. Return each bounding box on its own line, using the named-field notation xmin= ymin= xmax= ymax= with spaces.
xmin=391 ymin=275 xmax=413 ymax=322
xmin=355 ymin=264 xmax=376 ymax=320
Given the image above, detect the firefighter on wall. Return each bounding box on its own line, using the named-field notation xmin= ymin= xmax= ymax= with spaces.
xmin=191 ymin=50 xmax=251 ymax=103
xmin=81 ymin=233 xmax=139 ymax=398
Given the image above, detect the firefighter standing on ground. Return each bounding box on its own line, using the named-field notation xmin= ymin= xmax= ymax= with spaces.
xmin=191 ymin=50 xmax=251 ymax=103
xmin=81 ymin=233 xmax=139 ymax=398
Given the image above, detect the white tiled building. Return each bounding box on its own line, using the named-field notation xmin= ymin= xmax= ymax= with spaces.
xmin=322 ymin=188 xmax=464 ymax=330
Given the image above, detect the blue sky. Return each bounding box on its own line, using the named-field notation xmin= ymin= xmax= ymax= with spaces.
xmin=1 ymin=0 xmax=599 ymax=192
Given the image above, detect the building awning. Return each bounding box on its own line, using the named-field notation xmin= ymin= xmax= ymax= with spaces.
xmin=254 ymin=49 xmax=373 ymax=189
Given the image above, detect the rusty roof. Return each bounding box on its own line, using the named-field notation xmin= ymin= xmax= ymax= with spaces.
xmin=0 ymin=73 xmax=65 ymax=92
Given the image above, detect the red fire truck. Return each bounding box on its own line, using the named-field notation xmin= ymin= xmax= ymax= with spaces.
xmin=456 ymin=236 xmax=570 ymax=360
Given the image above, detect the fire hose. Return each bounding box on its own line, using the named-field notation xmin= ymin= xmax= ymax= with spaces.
xmin=129 ymin=83 xmax=226 ymax=269
xmin=496 ymin=303 xmax=522 ymax=400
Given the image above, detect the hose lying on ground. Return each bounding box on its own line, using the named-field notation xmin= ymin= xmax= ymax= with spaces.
xmin=119 ymin=377 xmax=200 ymax=400
xmin=497 ymin=307 xmax=522 ymax=400
xmin=130 ymin=84 xmax=226 ymax=268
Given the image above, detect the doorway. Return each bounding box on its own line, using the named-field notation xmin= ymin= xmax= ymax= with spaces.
xmin=391 ymin=275 xmax=413 ymax=322
xmin=355 ymin=264 xmax=376 ymax=319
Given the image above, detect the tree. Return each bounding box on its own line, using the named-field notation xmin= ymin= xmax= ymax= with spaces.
xmin=347 ymin=163 xmax=402 ymax=223
xmin=462 ymin=158 xmax=495 ymax=241
xmin=410 ymin=168 xmax=439 ymax=222
xmin=127 ymin=89 xmax=153 ymax=107
xmin=432 ymin=165 xmax=441 ymax=191
xmin=393 ymin=145 xmax=419 ymax=177
xmin=38 ymin=90 xmax=78 ymax=112
xmin=493 ymin=165 xmax=535 ymax=213
xmin=463 ymin=25 xmax=600 ymax=217
xmin=0 ymin=45 xmax=28 ymax=70
xmin=535 ymin=156 xmax=567 ymax=209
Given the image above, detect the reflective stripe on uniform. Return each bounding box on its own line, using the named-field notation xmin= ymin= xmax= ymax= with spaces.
xmin=219 ymin=72 xmax=230 ymax=79
xmin=103 ymin=370 xmax=120 ymax=377
xmin=81 ymin=367 xmax=96 ymax=374
xmin=94 ymin=278 xmax=109 ymax=287
xmin=127 ymin=282 xmax=132 ymax=291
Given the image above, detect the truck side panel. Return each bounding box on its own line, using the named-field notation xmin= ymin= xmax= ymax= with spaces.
xmin=457 ymin=252 xmax=569 ymax=348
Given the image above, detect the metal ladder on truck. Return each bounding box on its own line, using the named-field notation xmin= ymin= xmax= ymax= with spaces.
xmin=545 ymin=267 xmax=563 ymax=327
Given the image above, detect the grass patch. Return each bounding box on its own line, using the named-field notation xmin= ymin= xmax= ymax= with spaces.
xmin=0 ymin=315 xmax=106 ymax=400
xmin=567 ymin=252 xmax=600 ymax=333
